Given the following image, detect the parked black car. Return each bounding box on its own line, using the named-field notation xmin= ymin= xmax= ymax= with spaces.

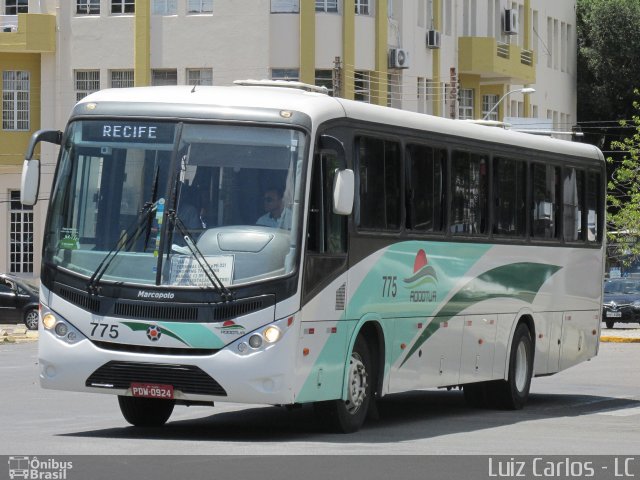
xmin=0 ymin=274 xmax=39 ymax=330
xmin=602 ymin=278 xmax=640 ymax=329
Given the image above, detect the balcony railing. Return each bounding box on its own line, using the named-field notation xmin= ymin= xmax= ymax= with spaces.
xmin=497 ymin=41 xmax=509 ymax=59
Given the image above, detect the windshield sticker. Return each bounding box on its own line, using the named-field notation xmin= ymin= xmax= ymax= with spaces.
xmin=153 ymin=199 xmax=165 ymax=258
xmin=58 ymin=228 xmax=80 ymax=250
xmin=170 ymin=255 xmax=234 ymax=287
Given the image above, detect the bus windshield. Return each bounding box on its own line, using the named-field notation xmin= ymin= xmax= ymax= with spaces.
xmin=44 ymin=120 xmax=306 ymax=288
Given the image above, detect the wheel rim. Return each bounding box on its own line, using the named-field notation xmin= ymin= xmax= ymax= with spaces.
xmin=514 ymin=340 xmax=528 ymax=392
xmin=25 ymin=310 xmax=39 ymax=330
xmin=345 ymin=352 xmax=368 ymax=415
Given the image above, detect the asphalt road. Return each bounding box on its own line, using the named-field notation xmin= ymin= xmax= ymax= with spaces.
xmin=0 ymin=341 xmax=638 ymax=458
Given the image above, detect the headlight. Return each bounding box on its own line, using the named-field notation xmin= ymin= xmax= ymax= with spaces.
xmin=248 ymin=334 xmax=263 ymax=349
xmin=42 ymin=313 xmax=56 ymax=330
xmin=633 ymin=301 xmax=640 ymax=310
xmin=54 ymin=322 xmax=68 ymax=337
xmin=263 ymin=326 xmax=281 ymax=343
xmin=41 ymin=308 xmax=84 ymax=344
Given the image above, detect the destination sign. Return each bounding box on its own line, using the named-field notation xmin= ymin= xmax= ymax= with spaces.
xmin=82 ymin=121 xmax=175 ymax=144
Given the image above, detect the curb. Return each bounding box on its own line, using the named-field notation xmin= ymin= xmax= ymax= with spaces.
xmin=600 ymin=336 xmax=640 ymax=343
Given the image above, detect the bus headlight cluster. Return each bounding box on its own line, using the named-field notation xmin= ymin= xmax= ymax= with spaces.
xmin=41 ymin=310 xmax=83 ymax=344
xmin=238 ymin=325 xmax=283 ymax=353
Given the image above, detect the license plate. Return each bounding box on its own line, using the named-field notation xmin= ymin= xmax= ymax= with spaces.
xmin=606 ymin=311 xmax=622 ymax=318
xmin=131 ymin=383 xmax=174 ymax=399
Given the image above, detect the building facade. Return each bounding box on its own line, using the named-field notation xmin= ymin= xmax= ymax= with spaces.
xmin=0 ymin=0 xmax=577 ymax=281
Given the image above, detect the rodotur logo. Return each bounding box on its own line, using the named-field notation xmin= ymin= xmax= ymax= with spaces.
xmin=137 ymin=290 xmax=175 ymax=300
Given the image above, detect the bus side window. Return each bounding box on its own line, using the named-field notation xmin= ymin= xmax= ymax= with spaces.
xmin=562 ymin=167 xmax=585 ymax=242
xmin=307 ymin=152 xmax=347 ymax=254
xmin=587 ymin=170 xmax=602 ymax=243
xmin=531 ymin=163 xmax=561 ymax=240
xmin=406 ymin=144 xmax=445 ymax=233
xmin=493 ymin=157 xmax=526 ymax=237
xmin=356 ymin=136 xmax=401 ymax=231
xmin=451 ymin=151 xmax=488 ymax=235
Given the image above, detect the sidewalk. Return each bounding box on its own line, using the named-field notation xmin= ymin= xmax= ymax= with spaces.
xmin=0 ymin=324 xmax=38 ymax=343
xmin=2 ymin=323 xmax=639 ymax=344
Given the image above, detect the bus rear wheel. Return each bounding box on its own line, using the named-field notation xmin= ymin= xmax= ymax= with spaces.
xmin=314 ymin=335 xmax=372 ymax=433
xmin=490 ymin=323 xmax=534 ymax=410
xmin=118 ymin=396 xmax=175 ymax=427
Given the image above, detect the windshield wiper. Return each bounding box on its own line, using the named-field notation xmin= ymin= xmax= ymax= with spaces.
xmin=87 ymin=201 xmax=158 ymax=294
xmin=168 ymin=210 xmax=234 ymax=301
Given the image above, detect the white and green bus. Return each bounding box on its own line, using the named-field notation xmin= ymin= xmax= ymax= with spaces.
xmin=23 ymin=81 xmax=605 ymax=433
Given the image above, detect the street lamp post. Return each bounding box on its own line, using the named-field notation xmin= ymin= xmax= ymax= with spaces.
xmin=482 ymin=87 xmax=536 ymax=121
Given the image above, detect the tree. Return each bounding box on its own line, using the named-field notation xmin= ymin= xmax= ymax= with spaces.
xmin=607 ymin=92 xmax=640 ymax=265
xmin=578 ymin=0 xmax=640 ymax=125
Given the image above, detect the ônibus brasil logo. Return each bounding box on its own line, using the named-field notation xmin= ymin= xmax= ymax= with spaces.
xmin=216 ymin=320 xmax=246 ymax=336
xmin=403 ymin=249 xmax=438 ymax=303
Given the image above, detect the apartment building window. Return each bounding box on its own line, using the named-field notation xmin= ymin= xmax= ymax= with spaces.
xmin=315 ymin=69 xmax=333 ymax=96
xmin=77 ymin=0 xmax=100 ymax=15
xmin=111 ymin=0 xmax=135 ymax=14
xmin=354 ymin=71 xmax=371 ymax=103
xmin=458 ymin=88 xmax=474 ymax=120
xmin=153 ymin=0 xmax=177 ymax=15
xmin=187 ymin=68 xmax=213 ymax=86
xmin=9 ymin=191 xmax=34 ymax=274
xmin=271 ymin=0 xmax=299 ymax=13
xmin=188 ymin=0 xmax=213 ymax=14
xmin=355 ymin=0 xmax=369 ymax=15
xmin=110 ymin=70 xmax=134 ymax=88
xmin=271 ymin=68 xmax=299 ymax=81
xmin=75 ymin=70 xmax=100 ymax=102
xmin=316 ymin=0 xmax=338 ymax=13
xmin=482 ymin=94 xmax=498 ymax=121
xmin=2 ymin=71 xmax=30 ymax=131
xmin=5 ymin=0 xmax=28 ymax=14
xmin=152 ymin=69 xmax=178 ymax=86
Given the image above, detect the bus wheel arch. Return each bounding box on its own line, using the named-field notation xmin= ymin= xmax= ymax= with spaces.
xmin=314 ymin=319 xmax=386 ymax=433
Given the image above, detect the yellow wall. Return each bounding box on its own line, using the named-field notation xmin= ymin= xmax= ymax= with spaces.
xmin=372 ymin=0 xmax=388 ymax=106
xmin=299 ymin=0 xmax=315 ymax=85
xmin=134 ymin=0 xmax=151 ymax=86
xmin=432 ymin=0 xmax=441 ymax=116
xmin=0 ymin=53 xmax=41 ymax=165
xmin=342 ymin=0 xmax=355 ymax=99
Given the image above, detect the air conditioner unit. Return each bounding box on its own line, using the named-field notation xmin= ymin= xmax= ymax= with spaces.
xmin=426 ymin=30 xmax=441 ymax=49
xmin=389 ymin=48 xmax=410 ymax=69
xmin=504 ymin=8 xmax=518 ymax=35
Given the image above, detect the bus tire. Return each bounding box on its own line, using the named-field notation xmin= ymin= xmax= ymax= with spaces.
xmin=314 ymin=335 xmax=372 ymax=433
xmin=491 ymin=323 xmax=534 ymax=410
xmin=117 ymin=396 xmax=175 ymax=427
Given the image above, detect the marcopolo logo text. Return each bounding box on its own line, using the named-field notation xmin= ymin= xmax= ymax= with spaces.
xmin=137 ymin=290 xmax=175 ymax=300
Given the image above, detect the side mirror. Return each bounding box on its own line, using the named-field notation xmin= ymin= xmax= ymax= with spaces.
xmin=21 ymin=129 xmax=62 ymax=206
xmin=21 ymin=159 xmax=40 ymax=206
xmin=333 ymin=168 xmax=354 ymax=215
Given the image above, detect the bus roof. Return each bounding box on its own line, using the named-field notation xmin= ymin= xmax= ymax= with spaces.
xmin=78 ymin=84 xmax=603 ymax=162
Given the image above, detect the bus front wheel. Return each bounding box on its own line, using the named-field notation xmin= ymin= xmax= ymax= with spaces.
xmin=314 ymin=335 xmax=372 ymax=433
xmin=491 ymin=323 xmax=534 ymax=410
xmin=118 ymin=396 xmax=175 ymax=427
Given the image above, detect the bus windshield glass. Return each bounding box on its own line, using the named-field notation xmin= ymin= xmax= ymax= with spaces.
xmin=44 ymin=120 xmax=306 ymax=288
